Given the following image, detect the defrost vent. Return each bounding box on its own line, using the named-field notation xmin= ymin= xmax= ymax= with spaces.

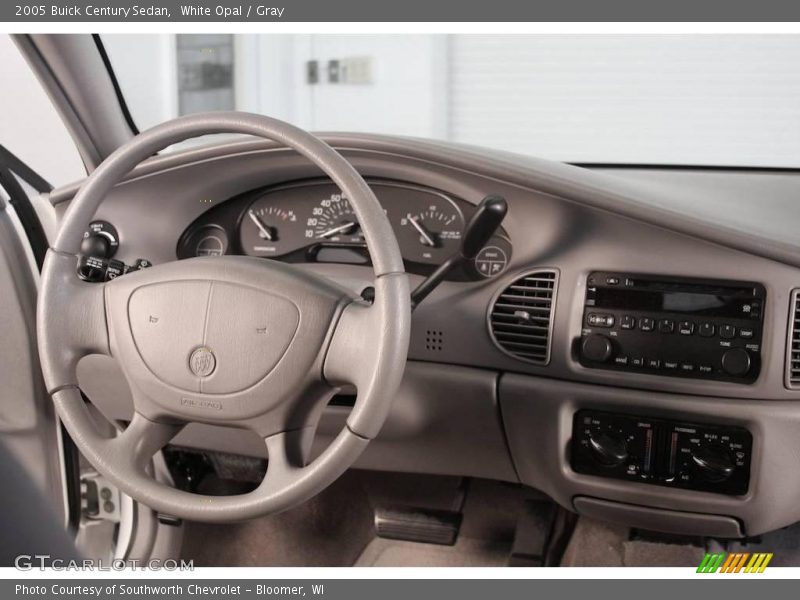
xmin=786 ymin=289 xmax=800 ymax=388
xmin=488 ymin=269 xmax=557 ymax=364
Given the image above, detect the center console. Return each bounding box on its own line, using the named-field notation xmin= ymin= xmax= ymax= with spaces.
xmin=579 ymin=272 xmax=765 ymax=383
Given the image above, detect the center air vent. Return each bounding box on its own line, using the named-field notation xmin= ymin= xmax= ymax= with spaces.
xmin=488 ymin=269 xmax=557 ymax=365
xmin=786 ymin=289 xmax=800 ymax=388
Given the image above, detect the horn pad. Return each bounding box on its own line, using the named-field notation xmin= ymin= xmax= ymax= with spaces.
xmin=128 ymin=280 xmax=300 ymax=394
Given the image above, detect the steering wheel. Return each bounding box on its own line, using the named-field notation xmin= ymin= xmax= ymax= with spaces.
xmin=37 ymin=113 xmax=411 ymax=522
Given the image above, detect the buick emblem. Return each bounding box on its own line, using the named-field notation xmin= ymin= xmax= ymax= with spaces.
xmin=189 ymin=347 xmax=216 ymax=377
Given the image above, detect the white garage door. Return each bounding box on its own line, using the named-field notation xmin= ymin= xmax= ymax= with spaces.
xmin=448 ymin=35 xmax=800 ymax=167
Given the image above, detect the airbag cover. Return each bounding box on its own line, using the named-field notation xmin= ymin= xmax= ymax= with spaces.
xmin=128 ymin=280 xmax=300 ymax=394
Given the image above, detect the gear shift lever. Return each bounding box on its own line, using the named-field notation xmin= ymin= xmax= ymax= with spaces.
xmin=411 ymin=194 xmax=508 ymax=309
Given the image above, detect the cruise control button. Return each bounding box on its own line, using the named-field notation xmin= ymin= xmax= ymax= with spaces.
xmin=658 ymin=319 xmax=675 ymax=334
xmin=719 ymin=324 xmax=736 ymax=339
xmin=639 ymin=317 xmax=655 ymax=332
xmin=678 ymin=321 xmax=695 ymax=335
xmin=698 ymin=322 xmax=715 ymax=337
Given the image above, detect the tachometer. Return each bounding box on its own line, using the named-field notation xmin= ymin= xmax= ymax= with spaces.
xmin=307 ymin=193 xmax=364 ymax=245
xmin=240 ymin=199 xmax=301 ymax=257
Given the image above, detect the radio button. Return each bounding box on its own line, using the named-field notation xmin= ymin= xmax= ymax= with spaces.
xmin=606 ymin=276 xmax=620 ymax=285
xmin=658 ymin=319 xmax=675 ymax=334
xmin=719 ymin=324 xmax=736 ymax=339
xmin=663 ymin=360 xmax=679 ymax=370
xmin=698 ymin=322 xmax=715 ymax=337
xmin=631 ymin=357 xmax=645 ymax=367
xmin=639 ymin=317 xmax=655 ymax=332
xmin=680 ymin=362 xmax=696 ymax=373
xmin=739 ymin=328 xmax=755 ymax=339
xmin=587 ymin=313 xmax=615 ymax=328
xmin=613 ymin=356 xmax=629 ymax=366
xmin=647 ymin=358 xmax=661 ymax=369
xmin=620 ymin=315 xmax=636 ymax=330
xmin=678 ymin=321 xmax=695 ymax=335
xmin=698 ymin=364 xmax=714 ymax=374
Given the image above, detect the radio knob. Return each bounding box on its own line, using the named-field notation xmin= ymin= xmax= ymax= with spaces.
xmin=588 ymin=432 xmax=629 ymax=467
xmin=691 ymin=446 xmax=735 ymax=482
xmin=582 ymin=333 xmax=614 ymax=363
xmin=721 ymin=348 xmax=751 ymax=377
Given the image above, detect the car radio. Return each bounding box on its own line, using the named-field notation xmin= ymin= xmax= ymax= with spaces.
xmin=579 ymin=272 xmax=765 ymax=383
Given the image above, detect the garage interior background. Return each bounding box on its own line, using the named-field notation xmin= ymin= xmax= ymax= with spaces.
xmin=2 ymin=34 xmax=800 ymax=190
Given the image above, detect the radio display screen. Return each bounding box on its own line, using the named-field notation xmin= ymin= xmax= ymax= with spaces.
xmin=593 ymin=287 xmax=757 ymax=318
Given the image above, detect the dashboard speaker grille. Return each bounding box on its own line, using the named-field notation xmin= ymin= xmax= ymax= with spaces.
xmin=489 ymin=269 xmax=557 ymax=365
xmin=787 ymin=289 xmax=800 ymax=388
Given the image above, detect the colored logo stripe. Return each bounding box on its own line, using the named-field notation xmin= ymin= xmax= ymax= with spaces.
xmin=697 ymin=552 xmax=773 ymax=573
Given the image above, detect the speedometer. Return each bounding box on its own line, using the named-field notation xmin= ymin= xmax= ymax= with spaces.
xmin=307 ymin=193 xmax=364 ymax=245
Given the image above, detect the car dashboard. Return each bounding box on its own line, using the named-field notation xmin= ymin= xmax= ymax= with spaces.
xmin=49 ymin=133 xmax=800 ymax=539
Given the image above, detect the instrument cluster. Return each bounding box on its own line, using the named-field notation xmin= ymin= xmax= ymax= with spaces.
xmin=178 ymin=179 xmax=512 ymax=279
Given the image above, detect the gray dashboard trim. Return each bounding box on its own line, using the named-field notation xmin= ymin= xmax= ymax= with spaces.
xmin=48 ymin=135 xmax=800 ymax=270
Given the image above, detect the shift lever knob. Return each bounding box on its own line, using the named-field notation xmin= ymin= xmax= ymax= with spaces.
xmin=411 ymin=194 xmax=508 ymax=309
xmin=460 ymin=195 xmax=508 ymax=260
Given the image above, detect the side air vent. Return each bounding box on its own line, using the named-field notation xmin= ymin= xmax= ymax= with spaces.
xmin=787 ymin=289 xmax=800 ymax=388
xmin=488 ymin=269 xmax=558 ymax=365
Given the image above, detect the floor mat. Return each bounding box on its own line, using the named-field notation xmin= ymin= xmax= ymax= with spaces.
xmin=181 ymin=471 xmax=374 ymax=566
xmin=356 ymin=537 xmax=511 ymax=567
xmin=727 ymin=522 xmax=800 ymax=566
xmin=560 ymin=517 xmax=705 ymax=567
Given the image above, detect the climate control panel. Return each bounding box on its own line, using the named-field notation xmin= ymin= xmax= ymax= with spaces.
xmin=571 ymin=410 xmax=752 ymax=496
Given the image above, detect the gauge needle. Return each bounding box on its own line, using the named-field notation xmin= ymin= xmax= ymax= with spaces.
xmin=318 ymin=221 xmax=358 ymax=238
xmin=248 ymin=210 xmax=273 ymax=241
xmin=408 ymin=216 xmax=436 ymax=247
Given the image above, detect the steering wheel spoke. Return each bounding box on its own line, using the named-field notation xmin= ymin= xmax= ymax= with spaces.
xmin=114 ymin=412 xmax=184 ymax=472
xmin=38 ymin=250 xmax=110 ymax=391
xmin=324 ymin=273 xmax=411 ymax=439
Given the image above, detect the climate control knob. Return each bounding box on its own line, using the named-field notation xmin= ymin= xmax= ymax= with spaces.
xmin=581 ymin=333 xmax=614 ymax=363
xmin=588 ymin=432 xmax=629 ymax=467
xmin=721 ymin=348 xmax=751 ymax=377
xmin=691 ymin=446 xmax=735 ymax=482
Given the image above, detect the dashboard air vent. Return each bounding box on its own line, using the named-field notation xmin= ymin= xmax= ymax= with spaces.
xmin=489 ymin=269 xmax=557 ymax=365
xmin=787 ymin=289 xmax=800 ymax=388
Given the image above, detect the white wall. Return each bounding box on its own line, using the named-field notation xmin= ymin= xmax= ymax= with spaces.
xmin=6 ymin=34 xmax=800 ymax=175
xmin=449 ymin=35 xmax=800 ymax=167
xmin=102 ymin=34 xmax=177 ymax=131
xmin=0 ymin=35 xmax=85 ymax=187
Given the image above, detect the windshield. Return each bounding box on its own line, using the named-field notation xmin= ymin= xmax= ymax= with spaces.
xmin=103 ymin=34 xmax=800 ymax=168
